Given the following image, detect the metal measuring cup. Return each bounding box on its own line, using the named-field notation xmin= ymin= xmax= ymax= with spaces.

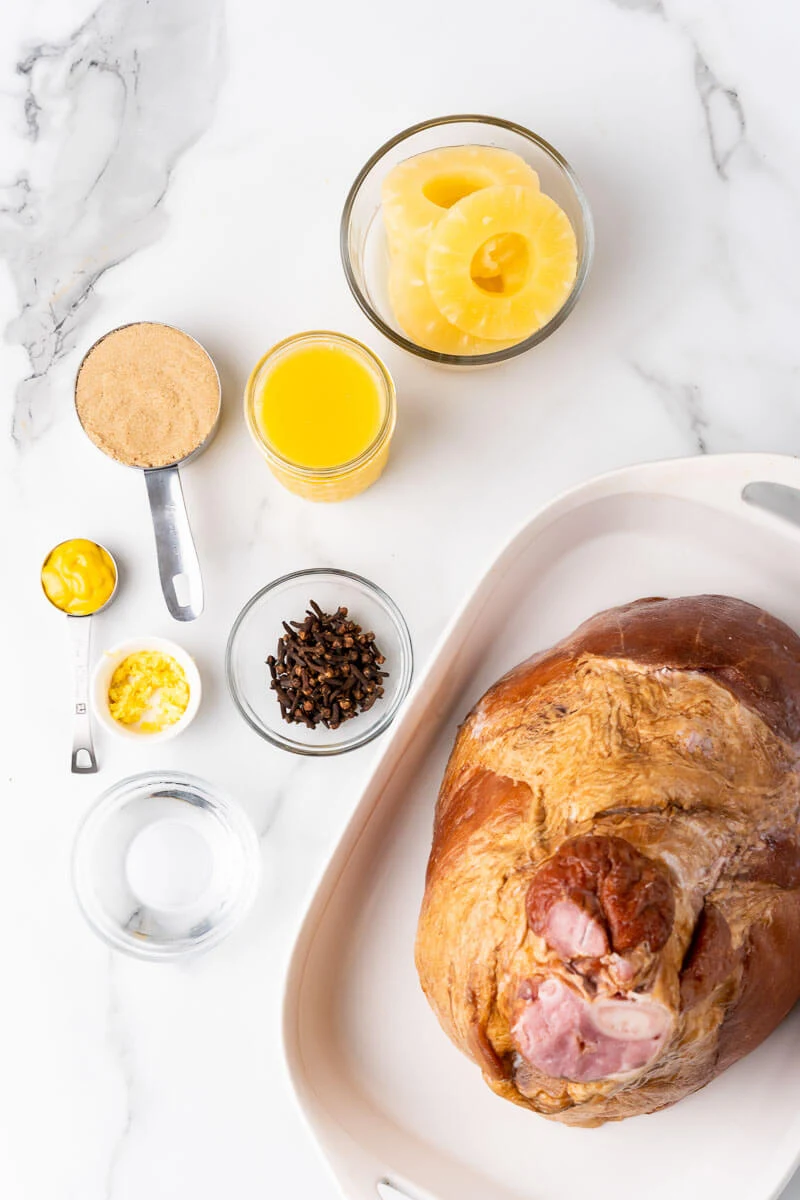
xmin=41 ymin=540 xmax=119 ymax=774
xmin=74 ymin=322 xmax=221 ymax=622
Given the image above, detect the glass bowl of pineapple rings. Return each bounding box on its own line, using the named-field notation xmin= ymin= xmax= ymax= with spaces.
xmin=341 ymin=115 xmax=594 ymax=366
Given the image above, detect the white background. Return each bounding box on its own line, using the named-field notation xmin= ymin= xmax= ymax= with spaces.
xmin=2 ymin=0 xmax=800 ymax=1196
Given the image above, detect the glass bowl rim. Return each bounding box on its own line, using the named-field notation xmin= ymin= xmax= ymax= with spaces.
xmin=340 ymin=113 xmax=594 ymax=367
xmin=243 ymin=330 xmax=397 ymax=479
xmin=225 ymin=567 xmax=414 ymax=756
xmin=71 ymin=769 xmax=261 ymax=961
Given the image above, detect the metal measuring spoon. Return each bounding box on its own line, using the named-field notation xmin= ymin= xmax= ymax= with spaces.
xmin=74 ymin=323 xmax=221 ymax=622
xmin=41 ymin=540 xmax=119 ymax=774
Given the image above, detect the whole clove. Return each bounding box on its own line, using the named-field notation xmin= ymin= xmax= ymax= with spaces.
xmin=267 ymin=601 xmax=388 ymax=730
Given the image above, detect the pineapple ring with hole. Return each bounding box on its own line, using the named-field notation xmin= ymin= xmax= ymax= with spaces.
xmin=425 ymin=184 xmax=578 ymax=342
xmin=388 ymin=247 xmax=515 ymax=357
xmin=381 ymin=145 xmax=539 ymax=250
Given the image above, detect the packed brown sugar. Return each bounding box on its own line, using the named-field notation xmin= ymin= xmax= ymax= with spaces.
xmin=75 ymin=322 xmax=219 ymax=469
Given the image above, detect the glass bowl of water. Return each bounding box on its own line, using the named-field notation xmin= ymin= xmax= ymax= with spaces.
xmin=72 ymin=771 xmax=261 ymax=960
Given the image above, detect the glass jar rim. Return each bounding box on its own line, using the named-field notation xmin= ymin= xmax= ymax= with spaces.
xmin=244 ymin=330 xmax=397 ymax=479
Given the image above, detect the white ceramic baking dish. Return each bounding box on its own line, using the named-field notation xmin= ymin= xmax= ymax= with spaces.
xmin=284 ymin=453 xmax=800 ymax=1200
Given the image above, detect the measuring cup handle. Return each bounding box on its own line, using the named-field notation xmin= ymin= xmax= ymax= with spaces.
xmin=145 ymin=466 xmax=204 ymax=621
xmin=68 ymin=615 xmax=98 ymax=774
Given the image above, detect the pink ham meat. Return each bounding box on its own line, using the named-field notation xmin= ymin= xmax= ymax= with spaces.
xmin=526 ymin=835 xmax=675 ymax=959
xmin=544 ymin=899 xmax=608 ymax=958
xmin=514 ymin=978 xmax=671 ymax=1082
xmin=512 ymin=834 xmax=677 ymax=1082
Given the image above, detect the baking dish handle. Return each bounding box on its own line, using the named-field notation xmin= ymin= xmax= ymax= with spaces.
xmin=650 ymin=455 xmax=800 ymax=524
xmin=338 ymin=1153 xmax=523 ymax=1199
xmin=692 ymin=454 xmax=800 ymax=509
xmin=359 ymin=1174 xmax=466 ymax=1200
xmin=727 ymin=455 xmax=800 ymax=517
xmin=333 ymin=1168 xmax=438 ymax=1200
xmin=376 ymin=1183 xmax=422 ymax=1200
xmin=741 ymin=479 xmax=800 ymax=528
xmin=375 ymin=1180 xmax=432 ymax=1200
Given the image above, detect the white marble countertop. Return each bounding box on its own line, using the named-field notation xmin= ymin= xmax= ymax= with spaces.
xmin=3 ymin=0 xmax=800 ymax=1196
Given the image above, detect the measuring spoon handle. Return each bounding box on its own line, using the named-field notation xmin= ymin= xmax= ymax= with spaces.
xmin=144 ymin=466 xmax=204 ymax=621
xmin=68 ymin=615 xmax=98 ymax=774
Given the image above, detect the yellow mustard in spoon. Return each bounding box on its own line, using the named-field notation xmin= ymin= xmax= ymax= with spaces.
xmin=42 ymin=539 xmax=116 ymax=615
xmin=41 ymin=538 xmax=118 ymax=773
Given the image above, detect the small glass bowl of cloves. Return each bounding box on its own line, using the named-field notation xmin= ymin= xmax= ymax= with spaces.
xmin=225 ymin=568 xmax=413 ymax=755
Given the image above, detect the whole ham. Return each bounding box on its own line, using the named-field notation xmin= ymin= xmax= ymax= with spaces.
xmin=415 ymin=596 xmax=800 ymax=1125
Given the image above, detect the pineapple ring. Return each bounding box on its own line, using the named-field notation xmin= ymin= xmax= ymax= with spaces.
xmin=388 ymin=248 xmax=514 ymax=357
xmin=381 ymin=145 xmax=539 ymax=249
xmin=425 ymin=185 xmax=578 ymax=342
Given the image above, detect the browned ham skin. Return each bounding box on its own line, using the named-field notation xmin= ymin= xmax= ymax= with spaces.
xmin=679 ymin=902 xmax=738 ymax=1011
xmin=416 ymin=596 xmax=800 ymax=1123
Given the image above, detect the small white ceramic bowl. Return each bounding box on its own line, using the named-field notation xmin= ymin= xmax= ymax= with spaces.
xmin=92 ymin=636 xmax=202 ymax=743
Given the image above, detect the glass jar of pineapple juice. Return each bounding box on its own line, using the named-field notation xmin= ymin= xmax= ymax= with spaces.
xmin=244 ymin=331 xmax=396 ymax=502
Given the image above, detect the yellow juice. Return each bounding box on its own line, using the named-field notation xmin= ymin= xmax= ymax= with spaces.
xmin=246 ymin=333 xmax=396 ymax=502
xmin=256 ymin=341 xmax=382 ymax=468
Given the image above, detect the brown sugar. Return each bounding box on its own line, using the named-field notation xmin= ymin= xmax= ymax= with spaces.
xmin=75 ymin=322 xmax=220 ymax=469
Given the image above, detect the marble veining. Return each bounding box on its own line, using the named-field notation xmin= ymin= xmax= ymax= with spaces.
xmin=632 ymin=362 xmax=709 ymax=454
xmin=0 ymin=0 xmax=225 ymax=446
xmin=608 ymin=0 xmax=748 ymax=184
xmin=693 ymin=49 xmax=747 ymax=181
xmin=252 ymin=759 xmax=305 ymax=841
xmin=609 ymin=0 xmax=664 ymax=13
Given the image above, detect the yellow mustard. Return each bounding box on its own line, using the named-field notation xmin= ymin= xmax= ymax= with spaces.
xmin=108 ymin=651 xmax=190 ymax=733
xmin=41 ymin=538 xmax=116 ymax=616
